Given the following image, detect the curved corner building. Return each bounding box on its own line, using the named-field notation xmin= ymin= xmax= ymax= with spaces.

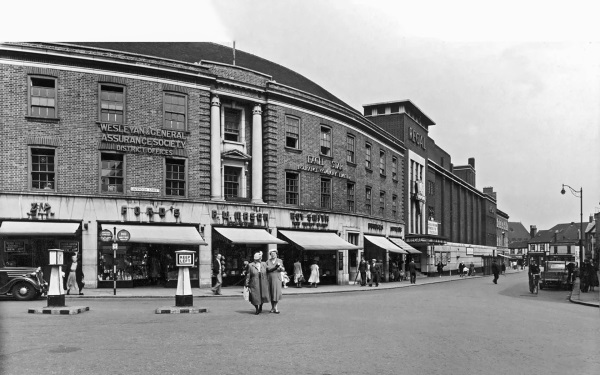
xmin=0 ymin=42 xmax=500 ymax=289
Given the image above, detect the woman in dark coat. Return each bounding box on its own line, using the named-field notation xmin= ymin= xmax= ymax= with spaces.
xmin=245 ymin=252 xmax=270 ymax=315
xmin=266 ymin=249 xmax=283 ymax=314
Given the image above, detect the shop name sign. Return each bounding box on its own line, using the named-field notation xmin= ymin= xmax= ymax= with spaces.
xmin=100 ymin=123 xmax=187 ymax=156
xmin=298 ymin=156 xmax=348 ymax=179
xmin=408 ymin=127 xmax=426 ymax=150
xmin=290 ymin=212 xmax=330 ymax=229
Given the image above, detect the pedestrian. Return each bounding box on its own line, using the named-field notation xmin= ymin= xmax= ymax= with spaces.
xmin=358 ymin=257 xmax=367 ymax=286
xmin=436 ymin=261 xmax=444 ymax=277
xmin=458 ymin=261 xmax=465 ymax=277
xmin=391 ymin=260 xmax=399 ymax=281
xmin=501 ymin=262 xmax=506 ymax=275
xmin=64 ymin=252 xmax=84 ymax=295
xmin=469 ymin=262 xmax=475 ymax=276
xmin=491 ymin=259 xmax=500 ymax=284
xmin=589 ymin=261 xmax=598 ymax=292
xmin=408 ymin=259 xmax=417 ymax=284
xmin=245 ymin=252 xmax=270 ymax=315
xmin=370 ymin=259 xmax=381 ymax=287
xmin=308 ymin=259 xmax=320 ymax=288
xmin=293 ymin=258 xmax=304 ymax=288
xmin=211 ymin=253 xmax=223 ymax=295
xmin=566 ymin=262 xmax=575 ymax=290
xmin=266 ymin=249 xmax=283 ymax=313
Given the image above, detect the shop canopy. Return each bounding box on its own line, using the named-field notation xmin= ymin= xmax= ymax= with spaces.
xmin=278 ymin=230 xmax=362 ymax=251
xmin=214 ymin=227 xmax=288 ymax=245
xmin=0 ymin=221 xmax=80 ymax=236
xmin=100 ymin=224 xmax=206 ymax=246
xmin=388 ymin=237 xmax=421 ymax=254
xmin=364 ymin=235 xmax=407 ymax=254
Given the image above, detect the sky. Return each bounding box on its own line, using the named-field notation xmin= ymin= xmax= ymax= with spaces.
xmin=3 ymin=0 xmax=600 ymax=230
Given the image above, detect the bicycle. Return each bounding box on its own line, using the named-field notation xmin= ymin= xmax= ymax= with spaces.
xmin=529 ymin=273 xmax=540 ymax=294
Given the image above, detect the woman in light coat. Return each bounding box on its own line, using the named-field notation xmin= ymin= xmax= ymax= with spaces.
xmin=245 ymin=252 xmax=270 ymax=315
xmin=308 ymin=260 xmax=320 ymax=288
xmin=266 ymin=249 xmax=283 ymax=314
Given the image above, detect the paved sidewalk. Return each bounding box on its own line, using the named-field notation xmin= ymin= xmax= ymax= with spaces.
xmin=64 ymin=268 xmax=526 ymax=299
xmin=569 ymin=271 xmax=600 ymax=308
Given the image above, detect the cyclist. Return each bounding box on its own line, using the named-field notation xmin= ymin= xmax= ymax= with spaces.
xmin=529 ymin=260 xmax=541 ymax=293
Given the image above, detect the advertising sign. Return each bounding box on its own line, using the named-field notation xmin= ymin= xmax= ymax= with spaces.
xmin=100 ymin=229 xmax=113 ymax=242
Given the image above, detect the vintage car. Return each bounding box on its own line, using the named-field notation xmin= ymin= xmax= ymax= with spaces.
xmin=0 ymin=267 xmax=48 ymax=301
xmin=539 ymin=261 xmax=569 ymax=290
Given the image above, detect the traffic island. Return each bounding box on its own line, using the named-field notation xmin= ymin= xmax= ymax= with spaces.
xmin=156 ymin=250 xmax=207 ymax=314
xmin=28 ymin=306 xmax=90 ymax=315
xmin=29 ymin=249 xmax=90 ymax=315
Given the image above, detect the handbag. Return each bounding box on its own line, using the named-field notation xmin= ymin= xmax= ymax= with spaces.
xmin=242 ymin=286 xmax=249 ymax=301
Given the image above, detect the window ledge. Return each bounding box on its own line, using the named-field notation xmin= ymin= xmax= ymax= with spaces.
xmin=285 ymin=147 xmax=302 ymax=154
xmin=25 ymin=116 xmax=60 ymax=122
xmin=365 ymin=167 xmax=373 ymax=173
xmin=380 ymin=173 xmax=387 ymax=178
xmin=319 ymin=154 xmax=333 ymax=160
xmin=346 ymin=161 xmax=357 ymax=167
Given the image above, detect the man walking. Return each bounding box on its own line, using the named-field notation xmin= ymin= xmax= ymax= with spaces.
xmin=408 ymin=259 xmax=417 ymax=284
xmin=491 ymin=259 xmax=500 ymax=284
xmin=371 ymin=259 xmax=381 ymax=287
xmin=211 ymin=253 xmax=223 ymax=295
xmin=358 ymin=257 xmax=367 ymax=286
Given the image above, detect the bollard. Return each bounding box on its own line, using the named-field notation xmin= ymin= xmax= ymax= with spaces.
xmin=175 ymin=250 xmax=195 ymax=307
xmin=47 ymin=248 xmax=65 ymax=307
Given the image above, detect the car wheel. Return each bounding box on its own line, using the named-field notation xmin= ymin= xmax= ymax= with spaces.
xmin=11 ymin=282 xmax=37 ymax=301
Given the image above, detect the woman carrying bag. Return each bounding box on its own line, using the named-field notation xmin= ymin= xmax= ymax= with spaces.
xmin=245 ymin=252 xmax=270 ymax=315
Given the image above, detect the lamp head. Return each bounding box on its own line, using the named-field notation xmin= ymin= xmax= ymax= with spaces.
xmin=561 ymin=185 xmax=566 ymax=195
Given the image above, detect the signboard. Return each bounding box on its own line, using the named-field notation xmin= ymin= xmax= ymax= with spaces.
xmin=176 ymin=251 xmax=195 ymax=267
xmin=100 ymin=230 xmax=113 ymax=242
xmin=428 ymin=220 xmax=438 ymax=236
xmin=131 ymin=187 xmax=160 ymax=193
xmin=59 ymin=241 xmax=80 ymax=253
xmin=4 ymin=240 xmax=26 ymax=253
xmin=112 ymin=243 xmax=119 ymax=250
xmin=117 ymin=230 xmax=131 ymax=242
xmin=466 ymin=247 xmax=474 ymax=255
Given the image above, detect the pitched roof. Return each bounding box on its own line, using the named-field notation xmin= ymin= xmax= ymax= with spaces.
xmin=529 ymin=222 xmax=582 ymax=244
xmin=67 ymin=42 xmax=352 ymax=110
xmin=507 ymin=222 xmax=530 ymax=242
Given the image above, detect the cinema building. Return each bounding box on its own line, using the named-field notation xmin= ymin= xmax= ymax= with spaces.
xmin=364 ymin=101 xmax=502 ymax=275
xmin=0 ymin=42 xmax=426 ymax=288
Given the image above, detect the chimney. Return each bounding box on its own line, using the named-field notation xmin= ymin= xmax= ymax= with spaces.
xmin=530 ymin=225 xmax=537 ymax=238
xmin=468 ymin=157 xmax=475 ymax=168
xmin=590 ymin=215 xmax=594 ymax=222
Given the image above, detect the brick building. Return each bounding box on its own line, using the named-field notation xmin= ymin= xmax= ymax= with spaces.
xmin=0 ymin=42 xmax=505 ymax=288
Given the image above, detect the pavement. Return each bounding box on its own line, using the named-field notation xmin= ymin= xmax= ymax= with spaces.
xmin=59 ymin=267 xmax=598 ymax=307
xmin=61 ymin=267 xmax=535 ymax=298
xmin=568 ymin=271 xmax=600 ymax=308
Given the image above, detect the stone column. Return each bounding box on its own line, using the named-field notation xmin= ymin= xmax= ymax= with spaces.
xmin=210 ymin=95 xmax=224 ymax=201
xmin=251 ymin=104 xmax=265 ymax=204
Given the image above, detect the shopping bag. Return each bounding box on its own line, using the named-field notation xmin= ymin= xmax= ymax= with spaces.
xmin=243 ymin=286 xmax=249 ymax=301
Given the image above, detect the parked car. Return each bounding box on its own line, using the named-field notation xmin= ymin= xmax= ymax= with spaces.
xmin=0 ymin=267 xmax=48 ymax=301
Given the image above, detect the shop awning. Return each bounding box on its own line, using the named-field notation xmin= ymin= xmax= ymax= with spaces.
xmin=0 ymin=221 xmax=80 ymax=236
xmin=214 ymin=227 xmax=288 ymax=245
xmin=100 ymin=224 xmax=206 ymax=246
xmin=497 ymin=254 xmax=513 ymax=259
xmin=278 ymin=230 xmax=362 ymax=251
xmin=364 ymin=235 xmax=407 ymax=254
xmin=388 ymin=237 xmax=421 ymax=254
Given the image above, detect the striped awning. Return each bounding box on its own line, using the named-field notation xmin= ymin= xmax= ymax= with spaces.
xmin=214 ymin=227 xmax=287 ymax=245
xmin=278 ymin=230 xmax=361 ymax=251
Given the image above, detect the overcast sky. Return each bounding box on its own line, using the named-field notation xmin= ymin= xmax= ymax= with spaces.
xmin=5 ymin=0 xmax=600 ymax=230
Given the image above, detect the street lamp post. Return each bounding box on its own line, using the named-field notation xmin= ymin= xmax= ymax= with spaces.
xmin=561 ymin=184 xmax=583 ymax=265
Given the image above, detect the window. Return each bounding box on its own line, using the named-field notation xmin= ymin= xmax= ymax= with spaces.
xmin=529 ymin=244 xmax=535 ymax=251
xmin=347 ymin=135 xmax=355 ymax=163
xmin=101 ymin=153 xmax=124 ymax=193
xmin=320 ymin=178 xmax=331 ymax=209
xmin=392 ymin=156 xmax=398 ymax=180
xmin=428 ymin=180 xmax=435 ymax=195
xmin=365 ymin=187 xmax=372 ymax=214
xmin=29 ymin=77 xmax=56 ymax=118
xmin=224 ymin=108 xmax=241 ymax=142
xmin=540 ymin=244 xmax=546 ymax=251
xmin=285 ymin=172 xmax=299 ymax=205
xmin=567 ymin=245 xmax=571 ymax=254
xmin=365 ymin=143 xmax=372 ymax=169
xmin=99 ymin=84 xmax=125 ymax=123
xmin=164 ymin=93 xmax=187 ymax=131
xmin=554 ymin=246 xmax=558 ymax=254
xmin=379 ymin=191 xmax=385 ymax=215
xmin=379 ymin=150 xmax=386 ymax=175
xmin=428 ymin=206 xmax=435 ymax=220
xmin=31 ymin=148 xmax=55 ymax=190
xmin=224 ymin=166 xmax=241 ymax=198
xmin=392 ymin=194 xmax=398 ymax=218
xmin=285 ymin=116 xmax=300 ymax=149
xmin=165 ymin=158 xmax=186 ymax=196
xmin=320 ymin=127 xmax=332 ymax=156
xmin=347 ymin=182 xmax=355 ymax=212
